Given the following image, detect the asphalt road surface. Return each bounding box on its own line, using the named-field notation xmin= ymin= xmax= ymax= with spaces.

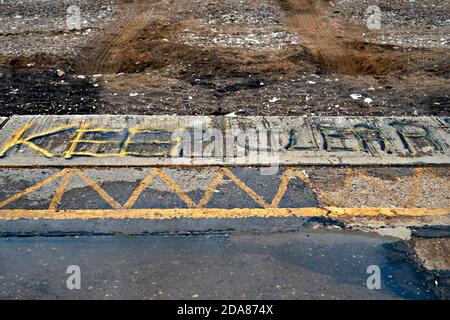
xmin=0 ymin=225 xmax=437 ymax=300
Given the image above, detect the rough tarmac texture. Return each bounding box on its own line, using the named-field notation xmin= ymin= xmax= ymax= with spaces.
xmin=411 ymin=237 xmax=450 ymax=299
xmin=0 ymin=229 xmax=438 ymax=300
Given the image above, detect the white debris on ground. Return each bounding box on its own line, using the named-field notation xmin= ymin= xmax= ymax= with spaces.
xmin=0 ymin=0 xmax=114 ymax=33
xmin=180 ymin=28 xmax=300 ymax=50
xmin=201 ymin=0 xmax=284 ymax=25
xmin=375 ymin=33 xmax=449 ymax=49
xmin=331 ymin=0 xmax=450 ymax=49
xmin=0 ymin=0 xmax=447 ymax=117
xmin=176 ymin=0 xmax=302 ymax=50
xmin=0 ymin=0 xmax=117 ymax=56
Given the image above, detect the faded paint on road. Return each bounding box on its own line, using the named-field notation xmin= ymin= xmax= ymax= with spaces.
xmin=0 ymin=167 xmax=448 ymax=220
xmin=0 ymin=115 xmax=448 ymax=166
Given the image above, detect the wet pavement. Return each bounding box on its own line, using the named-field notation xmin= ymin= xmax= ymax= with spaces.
xmin=0 ymin=227 xmax=438 ymax=300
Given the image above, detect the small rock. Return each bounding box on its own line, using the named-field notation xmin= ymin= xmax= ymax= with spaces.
xmin=376 ymin=227 xmax=411 ymax=240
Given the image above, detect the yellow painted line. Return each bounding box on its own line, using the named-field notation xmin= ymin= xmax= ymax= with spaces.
xmin=0 ymin=122 xmax=80 ymax=158
xmin=0 ymin=169 xmax=69 ymax=209
xmin=157 ymin=169 xmax=197 ymax=208
xmin=48 ymin=169 xmax=73 ymax=210
xmin=123 ymin=168 xmax=159 ymax=209
xmin=198 ymin=170 xmax=225 ymax=208
xmin=0 ymin=207 xmax=447 ymax=220
xmin=407 ymin=168 xmax=423 ymax=208
xmin=221 ymin=168 xmax=270 ymax=208
xmin=269 ymin=168 xmax=293 ymax=208
xmin=292 ymin=168 xmax=338 ymax=206
xmin=354 ymin=170 xmax=408 ymax=206
xmin=328 ymin=207 xmax=450 ymax=217
xmin=74 ymin=169 xmax=122 ymax=209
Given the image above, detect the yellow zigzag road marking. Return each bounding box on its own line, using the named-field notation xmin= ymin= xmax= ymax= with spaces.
xmin=48 ymin=169 xmax=74 ymax=211
xmin=75 ymin=170 xmax=123 ymax=209
xmin=218 ymin=168 xmax=269 ymax=208
xmin=0 ymin=169 xmax=69 ymax=209
xmin=291 ymin=168 xmax=338 ymax=206
xmin=198 ymin=169 xmax=225 ymax=208
xmin=354 ymin=170 xmax=407 ymax=207
xmin=123 ymin=168 xmax=160 ymax=209
xmin=157 ymin=169 xmax=197 ymax=208
xmin=0 ymin=168 xmax=449 ymax=217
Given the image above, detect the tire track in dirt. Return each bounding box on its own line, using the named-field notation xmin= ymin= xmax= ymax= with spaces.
xmin=280 ymin=0 xmax=354 ymax=73
xmin=79 ymin=5 xmax=157 ymax=74
xmin=279 ymin=0 xmax=393 ymax=74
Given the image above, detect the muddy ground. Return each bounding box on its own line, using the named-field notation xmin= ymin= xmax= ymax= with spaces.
xmin=0 ymin=0 xmax=449 ymax=116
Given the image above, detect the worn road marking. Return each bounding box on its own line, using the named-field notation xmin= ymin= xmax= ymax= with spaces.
xmin=75 ymin=169 xmax=123 ymax=209
xmin=0 ymin=167 xmax=448 ymax=219
xmin=48 ymin=169 xmax=73 ymax=210
xmin=0 ymin=208 xmax=448 ymax=220
xmin=0 ymin=170 xmax=68 ymax=209
xmin=123 ymin=168 xmax=160 ymax=209
xmin=0 ymin=115 xmax=449 ymax=166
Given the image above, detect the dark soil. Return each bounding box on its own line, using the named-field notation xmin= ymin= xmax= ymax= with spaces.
xmin=0 ymin=69 xmax=106 ymax=116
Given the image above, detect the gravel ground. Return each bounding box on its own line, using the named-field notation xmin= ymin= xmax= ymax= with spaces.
xmin=332 ymin=0 xmax=449 ymax=28
xmin=330 ymin=0 xmax=450 ymax=48
xmin=0 ymin=0 xmax=117 ymax=56
xmin=0 ymin=0 xmax=115 ymax=33
xmin=177 ymin=0 xmax=301 ymax=50
xmin=0 ymin=0 xmax=448 ymax=116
